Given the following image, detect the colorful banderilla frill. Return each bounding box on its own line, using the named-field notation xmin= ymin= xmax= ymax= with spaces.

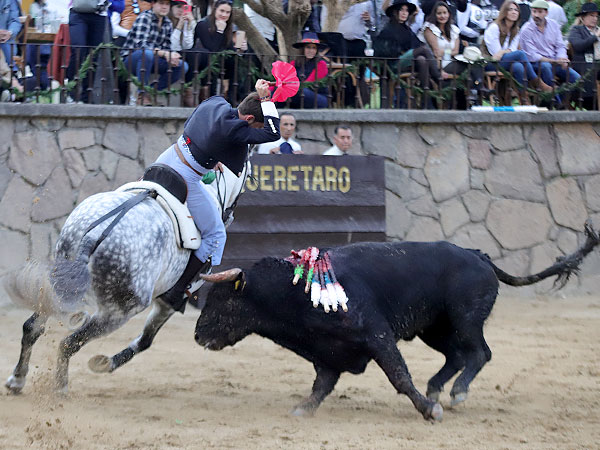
xmin=287 ymin=247 xmax=349 ymax=313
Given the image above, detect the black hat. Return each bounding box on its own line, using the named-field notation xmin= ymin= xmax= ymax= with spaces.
xmin=385 ymin=0 xmax=417 ymax=17
xmin=575 ymin=2 xmax=600 ymax=16
xmin=292 ymin=31 xmax=327 ymax=49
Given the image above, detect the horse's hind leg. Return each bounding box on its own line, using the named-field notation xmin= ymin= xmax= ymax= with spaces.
xmin=56 ymin=312 xmax=129 ymax=393
xmin=89 ymin=298 xmax=175 ymax=373
xmin=5 ymin=312 xmax=48 ymax=394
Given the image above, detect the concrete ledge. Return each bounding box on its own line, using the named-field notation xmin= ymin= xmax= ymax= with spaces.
xmin=2 ymin=103 xmax=600 ymax=124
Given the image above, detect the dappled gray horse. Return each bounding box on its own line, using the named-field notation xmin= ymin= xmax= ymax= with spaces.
xmin=4 ymin=162 xmax=249 ymax=394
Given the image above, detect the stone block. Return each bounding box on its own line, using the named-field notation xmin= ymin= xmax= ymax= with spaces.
xmin=462 ymin=190 xmax=490 ymax=222
xmin=556 ymin=123 xmax=600 ymax=176
xmin=470 ymin=168 xmax=485 ymax=190
xmin=295 ymin=122 xmax=326 ymax=141
xmin=410 ymin=168 xmax=429 ymax=187
xmin=424 ymin=132 xmax=469 ymax=202
xmin=493 ymin=249 xmax=530 ymax=277
xmin=14 ymin=120 xmax=29 ymax=132
xmin=31 ymin=167 xmax=75 ymax=222
xmin=584 ymin=174 xmax=600 ymax=212
xmin=489 ymin=125 xmax=525 ymax=151
xmin=32 ymin=118 xmax=64 ymax=131
xmin=456 ymin=124 xmax=491 ymax=140
xmin=449 ymin=223 xmax=501 ymax=259
xmin=556 ymin=228 xmax=578 ymax=254
xmin=0 ymin=176 xmax=34 ymax=232
xmin=468 ymin=140 xmax=491 ymax=170
xmin=77 ymin=173 xmax=112 ymax=205
xmin=417 ymin=125 xmax=453 ymax=146
xmin=546 ymin=177 xmax=587 ymax=231
xmin=66 ymin=119 xmax=98 ymax=128
xmin=63 ymin=149 xmax=88 ymax=188
xmin=395 ymin=127 xmax=429 ymax=168
xmin=385 ymin=161 xmax=427 ymax=201
xmin=405 ymin=216 xmax=444 ymax=241
xmin=30 ymin=222 xmax=55 ymax=262
xmin=163 ymin=120 xmax=178 ymax=135
xmin=58 ymin=128 xmax=96 ymax=150
xmin=486 ymin=199 xmax=553 ymax=250
xmin=101 ymin=150 xmax=120 ymax=180
xmin=440 ymin=197 xmax=470 ymax=237
xmin=407 ymin=193 xmax=439 ymax=219
xmin=139 ymin=123 xmax=172 ymax=167
xmin=297 ymin=140 xmax=330 ymax=155
xmin=530 ymin=242 xmax=563 ymax=293
xmin=112 ymin=157 xmax=143 ymax=189
xmin=386 ymin=191 xmax=412 ymax=239
xmin=0 ymin=120 xmax=14 ymax=155
xmin=81 ymin=145 xmax=103 ymax=171
xmin=484 ymin=150 xmax=545 ymax=202
xmin=362 ymin=124 xmax=398 ymax=160
xmin=0 ymin=163 xmax=12 ymax=199
xmin=9 ymin=131 xmax=61 ymax=185
xmin=528 ymin=125 xmax=560 ymax=178
xmin=0 ymin=229 xmax=28 ymax=273
xmin=103 ymin=122 xmax=139 ymax=158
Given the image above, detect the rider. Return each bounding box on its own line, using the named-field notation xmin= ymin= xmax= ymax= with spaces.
xmin=156 ymin=79 xmax=280 ymax=312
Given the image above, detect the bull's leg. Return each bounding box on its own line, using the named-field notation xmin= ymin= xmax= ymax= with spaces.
xmin=88 ymin=298 xmax=175 ymax=373
xmin=370 ymin=338 xmax=443 ymax=421
xmin=290 ymin=364 xmax=340 ymax=417
xmin=419 ymin=330 xmax=466 ymax=401
xmin=448 ymin=330 xmax=491 ymax=407
xmin=5 ymin=312 xmax=48 ymax=394
xmin=56 ymin=312 xmax=128 ymax=393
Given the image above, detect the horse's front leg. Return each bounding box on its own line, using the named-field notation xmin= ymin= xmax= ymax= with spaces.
xmin=5 ymin=312 xmax=48 ymax=394
xmin=88 ymin=299 xmax=175 ymax=373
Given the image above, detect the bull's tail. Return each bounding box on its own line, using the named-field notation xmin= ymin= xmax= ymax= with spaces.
xmin=49 ymin=237 xmax=96 ymax=309
xmin=472 ymin=221 xmax=600 ymax=288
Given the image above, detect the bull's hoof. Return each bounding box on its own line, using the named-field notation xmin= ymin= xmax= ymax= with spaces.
xmin=5 ymin=375 xmax=25 ymax=394
xmin=289 ymin=404 xmax=316 ymax=417
xmin=449 ymin=392 xmax=468 ymax=408
xmin=88 ymin=355 xmax=113 ymax=373
xmin=429 ymin=402 xmax=444 ymax=421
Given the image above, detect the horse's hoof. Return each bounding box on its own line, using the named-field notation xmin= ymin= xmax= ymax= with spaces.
xmin=5 ymin=375 xmax=25 ymax=394
xmin=88 ymin=355 xmax=113 ymax=373
xmin=429 ymin=403 xmax=443 ymax=421
xmin=449 ymin=392 xmax=468 ymax=408
xmin=289 ymin=405 xmax=315 ymax=417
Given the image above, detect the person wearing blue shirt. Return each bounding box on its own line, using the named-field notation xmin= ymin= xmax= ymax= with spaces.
xmin=0 ymin=0 xmax=22 ymax=68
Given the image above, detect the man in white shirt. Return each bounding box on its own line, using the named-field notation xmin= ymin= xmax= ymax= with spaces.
xmin=256 ymin=113 xmax=302 ymax=154
xmin=323 ymin=125 xmax=353 ymax=156
xmin=547 ymin=0 xmax=567 ymax=29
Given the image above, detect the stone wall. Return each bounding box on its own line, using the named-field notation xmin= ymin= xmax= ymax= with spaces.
xmin=1 ymin=105 xmax=600 ymax=297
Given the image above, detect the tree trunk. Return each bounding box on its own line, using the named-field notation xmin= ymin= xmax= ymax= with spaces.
xmin=322 ymin=0 xmax=363 ymax=32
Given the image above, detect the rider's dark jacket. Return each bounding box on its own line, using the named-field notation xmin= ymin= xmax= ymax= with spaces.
xmin=183 ymin=96 xmax=280 ymax=175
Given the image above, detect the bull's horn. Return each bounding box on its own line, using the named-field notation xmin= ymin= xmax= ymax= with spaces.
xmin=199 ymin=268 xmax=242 ymax=283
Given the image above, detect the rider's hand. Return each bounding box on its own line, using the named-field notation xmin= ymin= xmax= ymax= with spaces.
xmin=255 ymin=79 xmax=271 ymax=100
xmin=214 ymin=162 xmax=224 ymax=173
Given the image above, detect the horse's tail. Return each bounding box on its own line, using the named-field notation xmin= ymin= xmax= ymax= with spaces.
xmin=2 ymin=261 xmax=58 ymax=315
xmin=50 ymin=237 xmax=96 ymax=309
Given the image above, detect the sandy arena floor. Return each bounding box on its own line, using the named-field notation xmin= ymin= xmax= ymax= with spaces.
xmin=0 ymin=292 xmax=598 ymax=449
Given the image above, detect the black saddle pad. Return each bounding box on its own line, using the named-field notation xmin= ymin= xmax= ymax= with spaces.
xmin=142 ymin=164 xmax=187 ymax=204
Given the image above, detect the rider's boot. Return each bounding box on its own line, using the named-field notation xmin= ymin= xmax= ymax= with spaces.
xmin=159 ymin=255 xmax=210 ymax=313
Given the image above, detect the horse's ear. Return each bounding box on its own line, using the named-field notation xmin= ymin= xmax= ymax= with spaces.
xmin=199 ymin=268 xmax=242 ymax=283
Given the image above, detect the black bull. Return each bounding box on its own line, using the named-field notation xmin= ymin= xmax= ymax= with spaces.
xmin=195 ymin=223 xmax=599 ymax=421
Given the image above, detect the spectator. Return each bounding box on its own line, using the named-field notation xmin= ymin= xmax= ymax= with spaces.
xmin=187 ymin=0 xmax=235 ymax=98
xmin=419 ymin=1 xmax=478 ymax=108
xmin=374 ymin=0 xmax=440 ymax=107
xmin=288 ymin=31 xmax=329 ymax=109
xmin=169 ymin=0 xmax=195 ymax=51
xmin=568 ymin=2 xmax=600 ymax=110
xmin=456 ymin=0 xmax=487 ymax=45
xmin=256 ymin=113 xmax=302 ymax=154
xmin=112 ymin=0 xmax=152 ymax=47
xmin=29 ymin=0 xmax=49 ymax=29
xmin=121 ymin=0 xmax=188 ymax=106
xmin=337 ymin=1 xmax=376 ymax=57
xmin=324 ymin=125 xmax=353 ymax=156
xmin=482 ymin=0 xmax=552 ymax=104
xmin=0 ymin=0 xmax=21 ymax=68
xmin=547 ymin=0 xmax=566 ymax=29
xmin=0 ymin=47 xmax=22 ymax=101
xmin=520 ymin=0 xmax=580 ymax=102
xmin=243 ymin=3 xmax=276 ymax=50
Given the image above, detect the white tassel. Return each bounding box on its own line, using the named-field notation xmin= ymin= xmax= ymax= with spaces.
xmin=326 ymin=283 xmax=338 ymax=312
xmin=320 ymin=286 xmax=330 ymax=313
xmin=335 ymin=283 xmax=349 ymax=312
xmin=311 ymin=280 xmax=321 ymax=308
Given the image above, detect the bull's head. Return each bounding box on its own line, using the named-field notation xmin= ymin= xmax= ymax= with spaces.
xmin=194 ymin=268 xmax=254 ymax=351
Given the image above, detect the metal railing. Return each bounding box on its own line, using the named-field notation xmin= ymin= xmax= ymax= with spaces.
xmin=2 ymin=42 xmax=598 ymax=110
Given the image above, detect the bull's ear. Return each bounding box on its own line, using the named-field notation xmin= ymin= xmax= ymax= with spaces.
xmin=234 ymin=272 xmax=246 ymax=291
